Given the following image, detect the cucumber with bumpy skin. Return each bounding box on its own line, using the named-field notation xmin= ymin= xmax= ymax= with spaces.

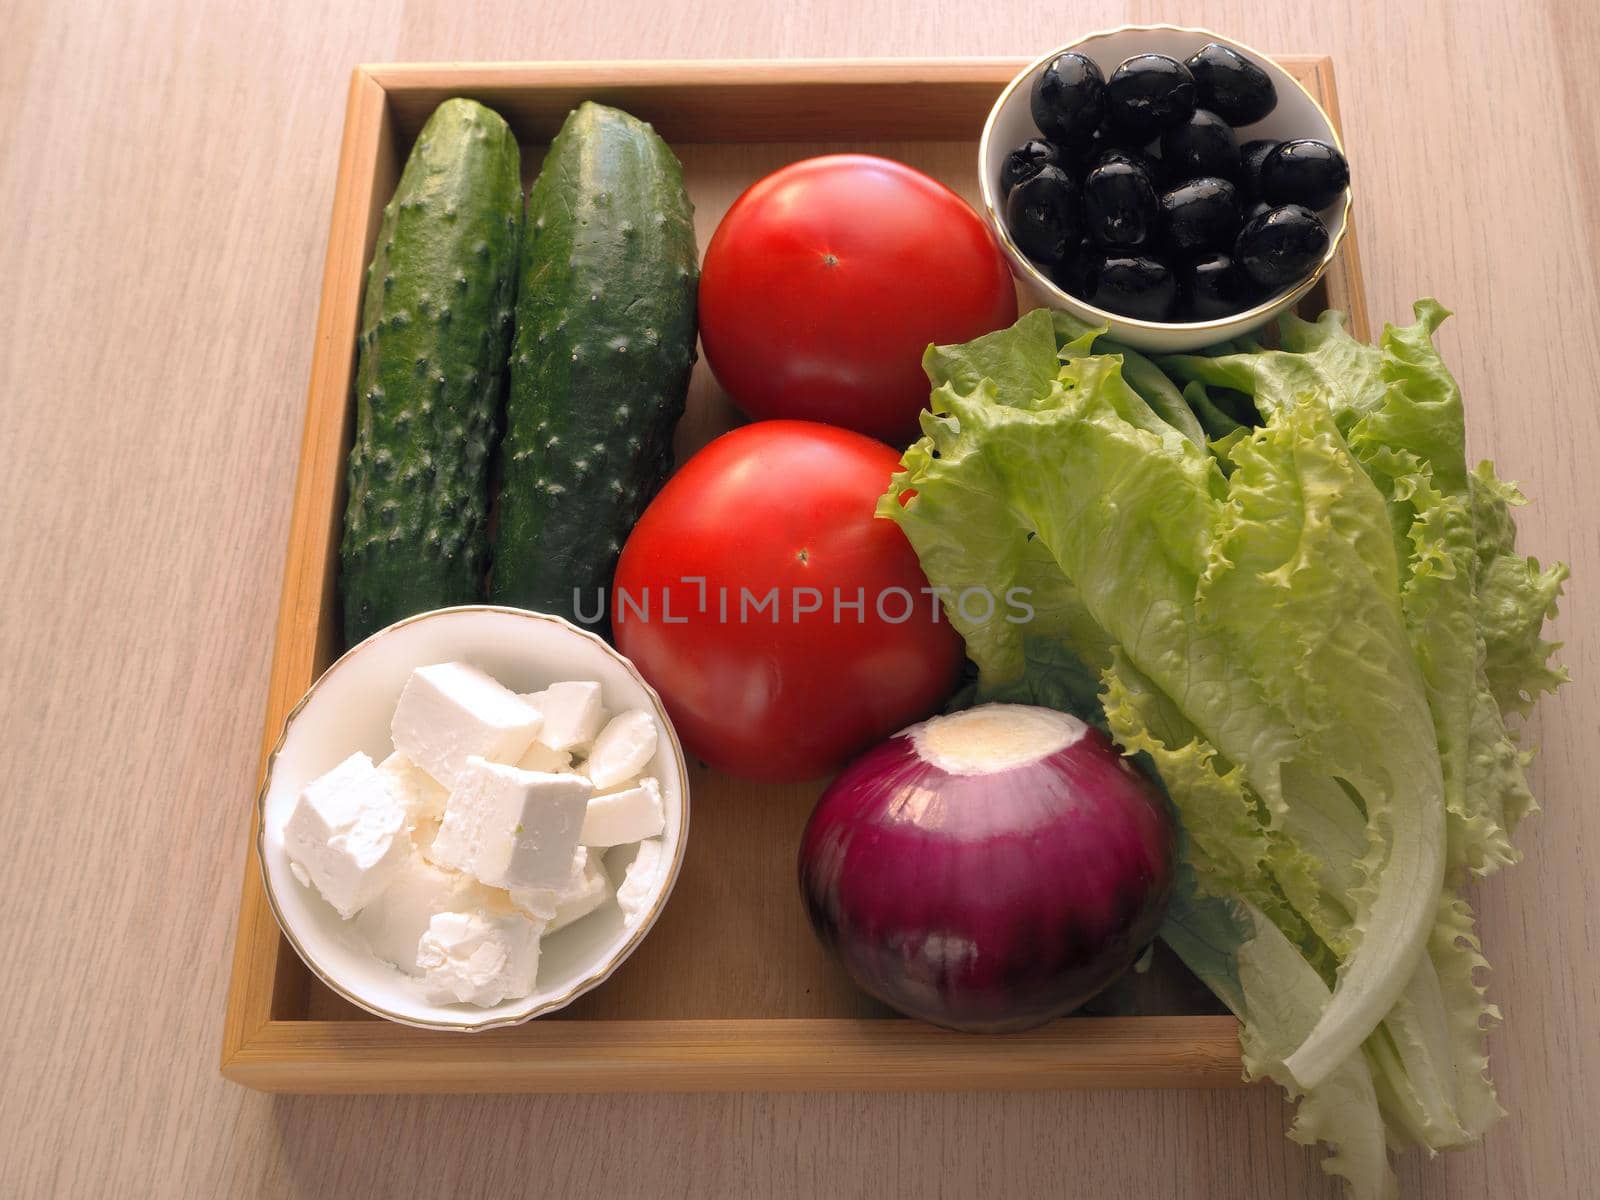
xmin=339 ymin=98 xmax=522 ymax=645
xmin=492 ymin=101 xmax=699 ymax=629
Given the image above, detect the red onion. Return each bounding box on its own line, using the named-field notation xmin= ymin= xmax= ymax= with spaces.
xmin=798 ymin=703 xmax=1175 ymax=1032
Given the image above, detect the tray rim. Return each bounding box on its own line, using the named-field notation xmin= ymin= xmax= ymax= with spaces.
xmin=222 ymin=54 xmax=1365 ymax=1094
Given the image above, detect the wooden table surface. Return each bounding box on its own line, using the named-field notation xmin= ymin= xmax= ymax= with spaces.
xmin=4 ymin=0 xmax=1597 ymax=1196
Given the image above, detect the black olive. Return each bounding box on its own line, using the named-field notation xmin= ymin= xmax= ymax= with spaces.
xmin=1105 ymin=54 xmax=1197 ymax=142
xmin=1094 ymin=117 xmax=1158 ymax=150
xmin=1073 ymin=120 xmax=1137 ymax=164
xmin=1082 ymin=124 xmax=1111 ymax=159
xmin=1245 ymin=198 xmax=1273 ymax=222
xmin=1234 ymin=204 xmax=1329 ymax=291
xmin=1260 ymin=139 xmax=1350 ymax=211
xmin=1000 ymin=139 xmax=1063 ymax=194
xmin=1087 ymin=120 xmax=1171 ymax=171
xmin=1005 ymin=165 xmax=1082 ymax=264
xmin=1094 ymin=146 xmax=1164 ymax=190
xmin=1179 ymin=252 xmax=1254 ymax=320
xmin=1160 ymin=109 xmax=1240 ymax=181
xmin=1083 ymin=158 xmax=1159 ymax=248
xmin=1051 ymin=237 xmax=1102 ymax=299
xmin=1031 ymin=52 xmax=1106 ymax=151
xmin=1238 ymin=139 xmax=1280 ymax=200
xmin=1184 ymin=43 xmax=1277 ymax=125
xmin=1160 ymin=177 xmax=1243 ymax=259
xmin=1090 ymin=255 xmax=1178 ymax=321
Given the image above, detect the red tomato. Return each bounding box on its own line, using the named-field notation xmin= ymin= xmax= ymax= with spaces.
xmin=613 ymin=421 xmax=963 ymax=783
xmin=698 ymin=154 xmax=1018 ymax=445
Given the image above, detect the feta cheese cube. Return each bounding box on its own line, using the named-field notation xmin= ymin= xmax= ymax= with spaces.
xmin=416 ymin=907 xmax=544 ymax=1007
xmin=510 ymin=845 xmax=611 ymax=933
xmin=391 ymin=663 xmax=541 ymax=788
xmin=584 ymin=709 xmax=659 ymax=790
xmin=283 ymin=752 xmax=411 ymax=919
xmin=353 ymin=856 xmax=496 ymax=973
xmin=616 ymin=836 xmax=666 ymax=926
xmin=427 ymin=756 xmax=591 ymax=891
xmin=579 ymin=776 xmax=665 ymax=846
xmin=516 ymin=739 xmax=573 ymax=775
xmin=412 ymin=815 xmax=442 ymax=855
xmin=376 ymin=751 xmax=447 ymax=823
xmin=523 ymin=681 xmax=607 ymax=752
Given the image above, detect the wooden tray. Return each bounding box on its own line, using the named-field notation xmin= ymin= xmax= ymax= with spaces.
xmin=222 ymin=56 xmax=1368 ymax=1094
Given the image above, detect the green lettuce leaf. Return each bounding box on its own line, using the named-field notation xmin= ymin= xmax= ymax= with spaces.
xmin=906 ymin=353 xmax=1447 ymax=1089
xmin=1105 ymin=338 xmax=1208 ymax=446
xmin=920 ymin=305 xmax=1065 ymax=405
xmin=1164 ymin=304 xmax=1559 ymax=878
xmin=1158 ymin=306 xmax=1540 ymax=1118
xmin=1164 ymin=876 xmax=1397 ymax=1200
xmin=884 ymin=302 xmax=1567 ymax=1194
xmin=1469 ymin=463 xmax=1570 ymax=719
xmin=1200 ymin=397 xmax=1448 ymax=1089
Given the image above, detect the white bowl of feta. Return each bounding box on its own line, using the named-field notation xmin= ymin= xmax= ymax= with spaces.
xmin=256 ymin=605 xmax=689 ymax=1031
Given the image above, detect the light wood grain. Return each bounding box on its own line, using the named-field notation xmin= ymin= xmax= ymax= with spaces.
xmin=368 ymin=58 xmax=1044 ymax=142
xmin=224 ymin=1017 xmax=1248 ymax=1094
xmin=3 ymin=1 xmax=1597 ymax=1196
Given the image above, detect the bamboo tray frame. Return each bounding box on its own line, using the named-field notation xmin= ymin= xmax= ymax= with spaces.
xmin=222 ymin=56 xmax=1367 ymax=1094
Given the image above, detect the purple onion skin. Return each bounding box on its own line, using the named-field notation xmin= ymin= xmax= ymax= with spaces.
xmin=798 ymin=723 xmax=1175 ymax=1032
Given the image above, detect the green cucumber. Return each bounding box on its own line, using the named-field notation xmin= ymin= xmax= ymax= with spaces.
xmin=492 ymin=101 xmax=699 ymax=628
xmin=339 ymin=98 xmax=522 ymax=645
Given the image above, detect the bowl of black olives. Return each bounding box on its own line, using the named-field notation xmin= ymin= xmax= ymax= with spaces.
xmin=980 ymin=25 xmax=1352 ymax=351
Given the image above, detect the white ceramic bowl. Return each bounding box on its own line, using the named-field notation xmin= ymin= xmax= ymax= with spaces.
xmin=256 ymin=606 xmax=689 ymax=1031
xmin=979 ymin=24 xmax=1351 ymax=353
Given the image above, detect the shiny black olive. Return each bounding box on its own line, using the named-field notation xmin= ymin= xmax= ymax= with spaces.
xmin=1000 ymin=139 xmax=1064 ymax=194
xmin=1245 ymin=199 xmax=1273 ymax=222
xmin=1160 ymin=109 xmax=1240 ymax=182
xmin=1091 ymin=254 xmax=1178 ymax=321
xmin=1051 ymin=237 xmax=1102 ymax=299
xmin=1083 ymin=124 xmax=1111 ymax=159
xmin=1179 ymin=252 xmax=1253 ymax=320
xmin=1160 ymin=176 xmax=1243 ymax=258
xmin=1005 ymin=165 xmax=1082 ymax=264
xmin=1238 ymin=139 xmax=1280 ymax=200
xmin=1260 ymin=139 xmax=1350 ymax=211
xmin=1105 ymin=54 xmax=1197 ymax=142
xmin=1095 ymin=116 xmax=1159 ymax=150
xmin=1184 ymin=43 xmax=1277 ymax=125
xmin=1094 ymin=146 xmax=1164 ymax=190
xmin=1083 ymin=158 xmax=1159 ymax=248
xmin=1031 ymin=52 xmax=1106 ymax=151
xmin=1234 ymin=204 xmax=1329 ymax=290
